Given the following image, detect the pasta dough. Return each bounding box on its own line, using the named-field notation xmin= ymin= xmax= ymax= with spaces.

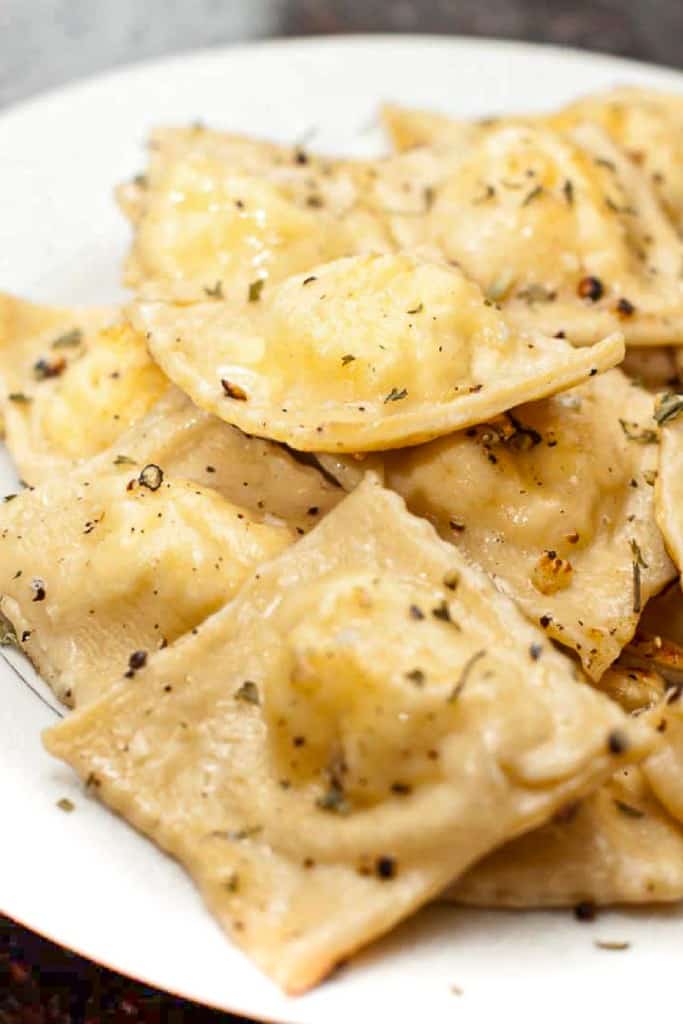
xmin=0 ymin=296 xmax=167 ymax=483
xmin=93 ymin=388 xmax=343 ymax=534
xmin=135 ymin=252 xmax=623 ymax=452
xmin=318 ymin=370 xmax=675 ymax=678
xmin=0 ymin=468 xmax=291 ymax=706
xmin=44 ymin=477 xmax=654 ymax=992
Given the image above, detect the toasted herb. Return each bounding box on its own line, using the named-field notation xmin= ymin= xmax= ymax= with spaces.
xmin=517 ymin=283 xmax=556 ymax=305
xmin=221 ymin=379 xmax=248 ymax=401
xmin=630 ymin=539 xmax=648 ymax=614
xmin=52 ymin=328 xmax=83 ymax=349
xmin=204 ymin=280 xmax=224 ymax=299
xmin=8 ymin=392 xmax=32 ymax=404
xmin=655 ymin=392 xmax=683 ymax=426
xmin=405 ymin=668 xmax=425 ymax=686
xmin=0 ymin=610 xmax=18 ymax=648
xmin=234 ymin=680 xmax=260 ymax=705
xmin=316 ymin=777 xmax=351 ymax=815
xmin=595 ymin=940 xmax=630 ymax=951
xmin=113 ymin=454 xmax=136 ymax=466
xmin=563 ymin=179 xmax=574 ymax=205
xmin=577 ymin=276 xmax=604 ymax=302
xmin=56 ymin=798 xmax=75 ymax=813
xmin=31 ymin=578 xmax=46 ymax=602
xmin=2 ymin=494 xmax=16 ymax=503
xmin=302 ymin=275 xmax=317 ymax=286
xmin=33 ymin=356 xmax=66 ymax=380
xmin=248 ymin=279 xmax=265 ymax=302
xmin=341 ymin=354 xmax=356 ymax=366
xmin=614 ymin=799 xmax=645 ymax=819
xmin=384 ymin=387 xmax=408 ymax=403
xmin=521 ymin=185 xmax=543 ymax=206
xmin=139 ymin=464 xmax=164 ymax=491
xmin=375 ymin=856 xmax=397 ymax=880
xmin=449 ymin=649 xmax=486 ymax=702
xmin=619 ymin=419 xmax=658 ymax=444
xmin=406 ymin=303 xmax=424 ymax=315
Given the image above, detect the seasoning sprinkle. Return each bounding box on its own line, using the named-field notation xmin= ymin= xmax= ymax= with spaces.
xmin=614 ymin=799 xmax=645 ymax=819
xmin=563 ymin=179 xmax=574 ymax=205
xmin=114 ymin=454 xmax=136 ymax=466
xmin=529 ymin=643 xmax=543 ymax=661
xmin=577 ymin=276 xmax=604 ymax=302
xmin=630 ymin=538 xmax=648 ymax=613
xmin=521 ymin=184 xmax=543 ymax=206
xmin=655 ymin=392 xmax=683 ymax=426
xmin=384 ymin=387 xmax=408 ymax=403
xmin=204 ymin=280 xmax=224 ymax=299
xmin=341 ymin=354 xmax=356 ymax=366
xmin=449 ymin=649 xmax=486 ymax=702
xmin=8 ymin=392 xmax=32 ymax=403
xmin=234 ymin=680 xmax=260 ymax=705
xmin=405 ymin=668 xmax=425 ymax=686
xmin=52 ymin=327 xmax=83 ymax=349
xmin=406 ymin=302 xmax=424 ymax=315
xmin=31 ymin=578 xmax=46 ymax=602
xmin=302 ymin=275 xmax=317 ymax=286
xmin=616 ymin=297 xmax=635 ymax=318
xmin=619 ymin=419 xmax=658 ymax=444
xmin=138 ymin=464 xmax=164 ymax=491
xmin=33 ymin=356 xmax=66 ymax=380
xmin=248 ymin=279 xmax=265 ymax=303
xmin=316 ymin=777 xmax=351 ymax=815
xmin=607 ymin=729 xmax=629 ymax=755
xmin=56 ymin=798 xmax=75 ymax=813
xmin=375 ymin=856 xmax=397 ymax=880
xmin=409 ymin=604 xmax=425 ymax=620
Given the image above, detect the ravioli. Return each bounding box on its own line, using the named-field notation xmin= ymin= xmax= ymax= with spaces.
xmin=382 ymin=103 xmax=478 ymax=153
xmin=622 ymin=347 xmax=680 ymax=391
xmin=93 ymin=388 xmax=343 ymax=534
xmin=44 ymin=477 xmax=654 ymax=993
xmin=425 ymin=122 xmax=683 ymax=346
xmin=118 ymin=125 xmax=393 ymax=300
xmin=0 ymin=468 xmax=291 ymax=706
xmin=135 ymin=252 xmax=623 ymax=453
xmin=452 ymin=765 xmax=683 ymax=908
xmin=318 ymin=370 xmax=675 ymax=677
xmin=0 ymin=296 xmax=168 ymax=484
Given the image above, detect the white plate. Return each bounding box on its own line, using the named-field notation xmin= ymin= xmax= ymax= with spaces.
xmin=1 ymin=34 xmax=683 ymax=1024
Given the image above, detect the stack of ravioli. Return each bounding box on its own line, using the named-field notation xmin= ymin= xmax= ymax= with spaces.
xmin=4 ymin=87 xmax=683 ymax=993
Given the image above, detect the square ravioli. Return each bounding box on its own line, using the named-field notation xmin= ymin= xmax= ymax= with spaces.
xmin=91 ymin=388 xmax=343 ymax=534
xmin=451 ymin=764 xmax=683 ymax=908
xmin=44 ymin=476 xmax=654 ymax=993
xmin=0 ymin=466 xmax=291 ymax=706
xmin=134 ymin=252 xmax=623 ymax=452
xmin=118 ymin=125 xmax=394 ymax=301
xmin=318 ymin=370 xmax=675 ymax=678
xmin=0 ymin=295 xmax=167 ymax=484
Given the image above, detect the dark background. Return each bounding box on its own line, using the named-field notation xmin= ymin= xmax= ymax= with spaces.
xmin=0 ymin=0 xmax=677 ymax=1020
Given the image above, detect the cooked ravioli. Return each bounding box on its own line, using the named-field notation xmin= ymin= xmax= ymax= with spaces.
xmin=44 ymin=477 xmax=653 ymax=993
xmin=425 ymin=122 xmax=683 ymax=345
xmin=0 ymin=296 xmax=168 ymax=483
xmin=118 ymin=125 xmax=394 ymax=300
xmin=384 ymin=90 xmax=683 ymax=235
xmin=135 ymin=252 xmax=623 ymax=453
xmin=0 ymin=469 xmax=291 ymax=706
xmin=452 ymin=765 xmax=683 ymax=908
xmin=319 ymin=370 xmax=675 ymax=677
xmin=622 ymin=346 xmax=680 ymax=391
xmin=93 ymin=388 xmax=343 ymax=533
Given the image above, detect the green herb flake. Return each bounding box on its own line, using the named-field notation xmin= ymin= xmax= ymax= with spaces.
xmin=8 ymin=392 xmax=32 ymax=404
xmin=52 ymin=328 xmax=83 ymax=349
xmin=630 ymin=538 xmax=648 ymax=614
xmin=204 ymin=280 xmax=224 ymax=299
xmin=234 ymin=680 xmax=260 ymax=705
xmin=521 ymin=185 xmax=544 ymax=206
xmin=248 ymin=279 xmax=265 ymax=303
xmin=316 ymin=778 xmax=351 ymax=815
xmin=341 ymin=354 xmax=356 ymax=366
xmin=655 ymin=393 xmax=683 ymax=426
xmin=113 ymin=454 xmax=137 ymax=466
xmin=619 ymin=419 xmax=658 ymax=444
xmin=448 ymin=649 xmax=486 ymax=702
xmin=384 ymin=387 xmax=408 ymax=404
xmin=405 ymin=668 xmax=425 ymax=686
xmin=614 ymin=799 xmax=645 ymax=819
xmin=56 ymin=798 xmax=75 ymax=813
